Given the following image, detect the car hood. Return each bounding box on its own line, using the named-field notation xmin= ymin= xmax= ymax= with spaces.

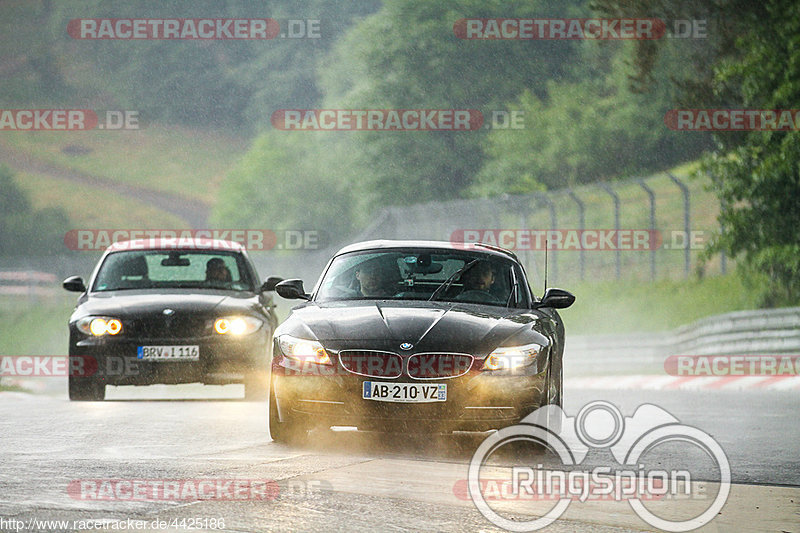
xmin=280 ymin=300 xmax=550 ymax=356
xmin=74 ymin=290 xmax=257 ymax=318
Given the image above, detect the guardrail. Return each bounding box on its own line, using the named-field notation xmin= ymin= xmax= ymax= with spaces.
xmin=564 ymin=307 xmax=800 ymax=376
xmin=0 ymin=271 xmax=59 ymax=298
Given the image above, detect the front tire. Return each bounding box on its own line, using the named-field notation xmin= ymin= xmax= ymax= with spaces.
xmin=268 ymin=387 xmax=307 ymax=445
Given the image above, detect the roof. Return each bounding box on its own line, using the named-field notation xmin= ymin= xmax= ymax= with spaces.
xmin=105 ymin=238 xmax=246 ymax=253
xmin=334 ymin=239 xmax=519 ymax=261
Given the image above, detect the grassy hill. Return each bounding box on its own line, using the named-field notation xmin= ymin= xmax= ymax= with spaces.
xmin=0 ymin=125 xmax=247 ymax=229
xmin=0 ymin=123 xmax=750 ymax=338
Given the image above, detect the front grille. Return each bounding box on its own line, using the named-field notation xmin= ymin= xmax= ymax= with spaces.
xmin=129 ymin=314 xmax=211 ymax=339
xmin=338 ymin=350 xmax=474 ymax=379
xmin=338 ymin=350 xmax=403 ymax=378
xmin=407 ymin=353 xmax=474 ymax=379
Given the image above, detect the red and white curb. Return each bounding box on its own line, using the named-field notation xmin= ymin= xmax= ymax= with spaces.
xmin=565 ymin=374 xmax=800 ymax=391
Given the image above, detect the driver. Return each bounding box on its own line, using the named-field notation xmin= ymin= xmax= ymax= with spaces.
xmin=355 ymin=257 xmax=398 ymax=297
xmin=206 ymin=258 xmax=232 ymax=283
xmin=461 ymin=260 xmax=495 ymax=292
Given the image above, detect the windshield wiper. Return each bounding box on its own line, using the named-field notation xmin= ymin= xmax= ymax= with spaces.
xmin=428 ymin=259 xmax=479 ymax=302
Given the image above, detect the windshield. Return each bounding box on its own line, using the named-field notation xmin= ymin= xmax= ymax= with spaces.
xmin=315 ymin=249 xmax=527 ymax=307
xmin=91 ymin=250 xmax=253 ymax=292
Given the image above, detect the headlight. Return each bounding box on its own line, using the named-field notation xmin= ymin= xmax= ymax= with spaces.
xmin=214 ymin=316 xmax=263 ymax=336
xmin=482 ymin=343 xmax=543 ymax=371
xmin=77 ymin=316 xmax=123 ymax=336
xmin=278 ymin=335 xmax=331 ymax=365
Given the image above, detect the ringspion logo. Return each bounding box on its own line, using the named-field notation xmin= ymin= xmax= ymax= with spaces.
xmin=468 ymin=401 xmax=729 ymax=531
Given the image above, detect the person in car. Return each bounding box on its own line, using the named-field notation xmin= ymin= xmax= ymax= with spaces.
xmin=355 ymin=257 xmax=399 ymax=297
xmin=206 ymin=257 xmax=232 ymax=283
xmin=460 ymin=260 xmax=496 ymax=293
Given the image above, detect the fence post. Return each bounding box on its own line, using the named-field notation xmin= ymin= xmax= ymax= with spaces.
xmin=667 ymin=173 xmax=690 ymax=278
xmin=538 ymin=194 xmax=557 ymax=285
xmin=599 ymin=183 xmax=621 ymax=280
xmin=638 ymin=180 xmax=657 ymax=281
xmin=567 ymin=190 xmax=585 ymax=281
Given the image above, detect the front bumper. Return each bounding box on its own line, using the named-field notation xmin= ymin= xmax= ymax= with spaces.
xmin=69 ymin=334 xmax=268 ymax=386
xmin=272 ymin=359 xmax=548 ymax=432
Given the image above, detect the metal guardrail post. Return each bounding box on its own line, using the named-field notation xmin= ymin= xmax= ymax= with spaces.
xmin=567 ymin=190 xmax=585 ymax=281
xmin=667 ymin=173 xmax=690 ymax=278
xmin=638 ymin=180 xmax=657 ymax=281
xmin=599 ymin=183 xmax=621 ymax=279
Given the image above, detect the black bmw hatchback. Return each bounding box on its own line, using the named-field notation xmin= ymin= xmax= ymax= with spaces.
xmin=269 ymin=240 xmax=574 ymax=443
xmin=63 ymin=238 xmax=279 ymax=401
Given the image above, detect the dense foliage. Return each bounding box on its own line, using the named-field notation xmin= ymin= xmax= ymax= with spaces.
xmin=596 ymin=0 xmax=800 ymax=305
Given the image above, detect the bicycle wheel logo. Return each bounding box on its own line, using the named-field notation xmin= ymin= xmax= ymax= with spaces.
xmin=468 ymin=401 xmax=730 ymax=532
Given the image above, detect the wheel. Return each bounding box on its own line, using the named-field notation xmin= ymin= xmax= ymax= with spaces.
xmin=68 ymin=375 xmax=105 ymax=401
xmin=544 ymin=358 xmax=563 ymax=434
xmin=547 ymin=357 xmax=563 ymax=409
xmin=268 ymin=386 xmax=307 ymax=445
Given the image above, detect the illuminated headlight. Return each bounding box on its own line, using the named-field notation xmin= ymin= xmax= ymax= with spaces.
xmin=77 ymin=316 xmax=123 ymax=336
xmin=482 ymin=343 xmax=543 ymax=371
xmin=214 ymin=316 xmax=262 ymax=336
xmin=278 ymin=335 xmax=331 ymax=365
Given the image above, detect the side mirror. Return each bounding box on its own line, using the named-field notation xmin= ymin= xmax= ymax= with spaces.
xmin=260 ymin=276 xmax=284 ymax=293
xmin=535 ymin=288 xmax=575 ymax=309
xmin=63 ymin=276 xmax=87 ymax=293
xmin=275 ymin=279 xmax=310 ymax=300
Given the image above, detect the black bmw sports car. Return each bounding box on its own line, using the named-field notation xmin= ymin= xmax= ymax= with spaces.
xmin=269 ymin=240 xmax=574 ymax=442
xmin=62 ymin=238 xmax=279 ymax=401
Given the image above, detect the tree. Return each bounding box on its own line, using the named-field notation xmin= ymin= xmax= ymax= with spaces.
xmin=316 ymin=0 xmax=585 ymax=207
xmin=472 ymin=39 xmax=712 ymax=193
xmin=596 ymin=0 xmax=800 ymax=306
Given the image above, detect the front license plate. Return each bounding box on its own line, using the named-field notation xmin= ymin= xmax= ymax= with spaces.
xmin=362 ymin=381 xmax=446 ymax=403
xmin=137 ymin=345 xmax=199 ymax=361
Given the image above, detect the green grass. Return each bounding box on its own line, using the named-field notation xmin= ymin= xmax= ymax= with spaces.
xmin=0 ymin=126 xmax=247 ymax=204
xmin=13 ymin=170 xmax=188 ymax=229
xmin=0 ymin=296 xmax=74 ymax=356
xmin=561 ymin=272 xmax=758 ymax=335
